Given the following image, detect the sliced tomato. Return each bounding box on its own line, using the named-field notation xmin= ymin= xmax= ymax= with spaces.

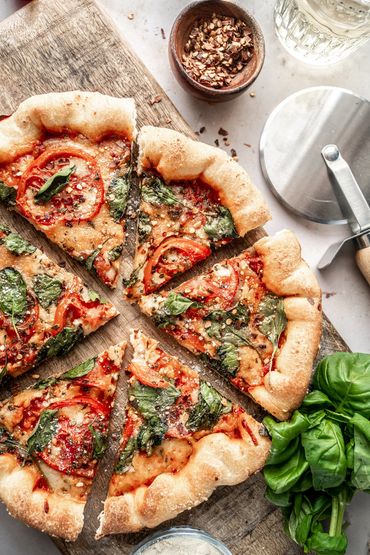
xmin=143 ymin=238 xmax=211 ymax=294
xmin=52 ymin=283 xmax=105 ymax=333
xmin=170 ymin=328 xmax=207 ymax=354
xmin=121 ymin=411 xmax=135 ymax=450
xmin=38 ymin=396 xmax=109 ymax=477
xmin=0 ymin=292 xmax=40 ymax=341
xmin=130 ymin=362 xmax=170 ymax=389
xmin=17 ymin=147 xmax=104 ymax=226
xmin=179 ymin=260 xmax=239 ymax=310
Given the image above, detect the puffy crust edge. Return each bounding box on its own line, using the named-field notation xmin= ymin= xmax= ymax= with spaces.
xmin=0 ymin=454 xmax=84 ymax=541
xmin=0 ymin=91 xmax=137 ymax=163
xmin=96 ymin=416 xmax=270 ymax=537
xmin=137 ymin=126 xmax=270 ymax=235
xmin=248 ymin=230 xmax=322 ymax=420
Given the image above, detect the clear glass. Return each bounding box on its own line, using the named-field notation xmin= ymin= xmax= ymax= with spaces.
xmin=274 ymin=0 xmax=370 ymax=64
xmin=131 ymin=526 xmax=232 ymax=555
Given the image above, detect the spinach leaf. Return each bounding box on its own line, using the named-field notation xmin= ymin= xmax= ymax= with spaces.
xmin=130 ymin=381 xmax=180 ymax=420
xmin=34 ymin=165 xmax=76 ymax=204
xmin=204 ymin=206 xmax=238 ymax=241
xmin=0 ymin=427 xmax=28 ymax=460
xmin=154 ymin=292 xmax=203 ymax=328
xmin=302 ymin=390 xmax=334 ymax=410
xmin=37 ymin=325 xmax=84 ymax=363
xmin=33 ymin=376 xmax=58 ymax=390
xmin=2 ymin=233 xmax=36 ymax=256
xmin=89 ymin=425 xmax=107 ymax=459
xmin=264 ymin=411 xmax=310 ymax=465
xmin=108 ymin=244 xmax=123 ymax=261
xmin=0 ymin=267 xmax=28 ymax=324
xmin=287 ymin=494 xmax=315 ymax=546
xmin=216 ymin=343 xmax=239 ymax=376
xmin=87 ymin=289 xmax=107 ymax=303
xmin=257 ymin=293 xmax=287 ymax=371
xmin=263 ymin=445 xmax=309 ymax=494
xmin=265 ymin=487 xmax=292 ymax=508
xmin=205 ymin=303 xmax=252 ymax=347
xmin=85 ymin=247 xmax=101 ymax=272
xmin=27 ymin=410 xmax=58 ymax=455
xmin=306 ymin=531 xmax=347 ymax=555
xmin=115 ymin=436 xmax=137 ymax=473
xmin=141 ymin=176 xmax=180 ymax=206
xmin=137 ymin=211 xmax=152 ymax=243
xmin=60 ymin=357 xmax=96 ymax=380
xmin=107 ymin=173 xmax=131 ymax=222
xmin=314 ymin=353 xmax=370 ymax=418
xmin=350 ymin=412 xmax=370 ymax=490
xmin=0 ymin=181 xmax=16 ymax=206
xmin=187 ymin=381 xmax=231 ymax=432
xmin=0 ymin=364 xmax=7 ymax=384
xmin=137 ymin=417 xmax=166 ymax=456
xmin=301 ymin=418 xmax=347 ymax=490
xmin=33 ymin=274 xmax=63 ymax=309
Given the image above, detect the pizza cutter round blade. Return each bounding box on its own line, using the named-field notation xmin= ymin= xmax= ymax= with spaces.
xmin=259 ymin=86 xmax=370 ymax=225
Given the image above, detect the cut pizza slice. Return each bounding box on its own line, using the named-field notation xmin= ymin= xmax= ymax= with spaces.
xmin=124 ymin=126 xmax=270 ymax=300
xmin=0 ymin=91 xmax=136 ymax=287
xmin=0 ymin=342 xmax=125 ymax=540
xmin=0 ymin=225 xmax=118 ymax=380
xmin=96 ymin=329 xmax=270 ymax=537
xmin=140 ymin=230 xmax=322 ymax=421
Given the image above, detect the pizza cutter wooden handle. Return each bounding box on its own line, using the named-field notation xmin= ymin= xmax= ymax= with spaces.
xmin=356 ymin=246 xmax=370 ymax=285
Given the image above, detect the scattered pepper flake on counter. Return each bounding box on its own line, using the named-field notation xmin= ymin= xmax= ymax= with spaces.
xmin=218 ymin=127 xmax=228 ymax=136
xmin=182 ymin=13 xmax=254 ymax=89
xmin=199 ymin=126 xmax=206 ymax=134
xmin=161 ymin=28 xmax=166 ymax=40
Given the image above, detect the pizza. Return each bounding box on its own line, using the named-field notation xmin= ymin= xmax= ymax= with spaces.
xmin=0 ymin=225 xmax=118 ymax=380
xmin=140 ymin=230 xmax=322 ymax=421
xmin=96 ymin=329 xmax=270 ymax=537
xmin=0 ymin=91 xmax=136 ymax=287
xmin=124 ymin=126 xmax=270 ymax=300
xmin=0 ymin=342 xmax=125 ymax=540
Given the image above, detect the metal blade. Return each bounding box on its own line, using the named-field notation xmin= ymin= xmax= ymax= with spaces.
xmin=321 ymin=144 xmax=370 ymax=235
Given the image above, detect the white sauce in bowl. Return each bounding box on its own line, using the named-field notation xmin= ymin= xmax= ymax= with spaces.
xmin=140 ymin=535 xmax=222 ymax=554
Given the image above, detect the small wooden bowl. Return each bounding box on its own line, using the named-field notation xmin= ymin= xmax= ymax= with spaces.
xmin=169 ymin=0 xmax=265 ymax=102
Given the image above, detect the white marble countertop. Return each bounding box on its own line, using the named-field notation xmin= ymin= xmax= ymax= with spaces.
xmin=0 ymin=0 xmax=369 ymax=554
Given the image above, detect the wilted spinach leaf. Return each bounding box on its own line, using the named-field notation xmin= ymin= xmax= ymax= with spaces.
xmin=204 ymin=206 xmax=238 ymax=241
xmin=2 ymin=233 xmax=36 ymax=256
xmin=108 ymin=244 xmax=123 ymax=261
xmin=89 ymin=425 xmax=107 ymax=459
xmin=0 ymin=181 xmax=16 ymax=206
xmin=257 ymin=293 xmax=287 ymax=370
xmin=27 ymin=410 xmax=58 ymax=455
xmin=137 ymin=211 xmax=152 ymax=243
xmin=34 ymin=165 xmax=76 ymax=204
xmin=217 ymin=343 xmax=239 ymax=376
xmin=33 ymin=274 xmax=63 ymax=309
xmin=107 ymin=172 xmax=131 ymax=222
xmin=153 ymin=292 xmax=202 ymax=328
xmin=60 ymin=357 xmax=96 ymax=380
xmin=115 ymin=436 xmax=137 ymax=473
xmin=0 ymin=267 xmax=28 ymax=323
xmin=142 ymin=176 xmax=180 ymax=206
xmin=37 ymin=325 xmax=84 ymax=363
xmin=187 ymin=381 xmax=231 ymax=432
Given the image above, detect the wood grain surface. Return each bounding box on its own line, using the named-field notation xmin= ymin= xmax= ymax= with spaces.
xmin=0 ymin=1 xmax=349 ymax=554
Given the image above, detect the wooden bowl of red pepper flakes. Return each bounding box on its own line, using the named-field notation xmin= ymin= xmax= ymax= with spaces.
xmin=169 ymin=0 xmax=265 ymax=102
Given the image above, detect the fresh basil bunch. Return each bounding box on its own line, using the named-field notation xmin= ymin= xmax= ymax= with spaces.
xmin=263 ymin=353 xmax=370 ymax=555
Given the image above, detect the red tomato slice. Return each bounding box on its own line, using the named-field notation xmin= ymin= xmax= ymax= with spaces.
xmin=170 ymin=328 xmax=208 ymax=354
xmin=17 ymin=147 xmax=104 ymax=226
xmin=38 ymin=396 xmax=109 ymax=477
xmin=130 ymin=362 xmax=170 ymax=389
xmin=52 ymin=283 xmax=105 ymax=333
xmin=143 ymin=238 xmax=211 ymax=294
xmin=0 ymin=292 xmax=40 ymax=341
xmin=120 ymin=411 xmax=135 ymax=450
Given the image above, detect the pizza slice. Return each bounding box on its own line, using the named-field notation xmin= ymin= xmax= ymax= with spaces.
xmin=0 ymin=342 xmax=125 ymax=540
xmin=96 ymin=330 xmax=270 ymax=537
xmin=124 ymin=126 xmax=270 ymax=300
xmin=0 ymin=91 xmax=136 ymax=287
xmin=0 ymin=225 xmax=118 ymax=380
xmin=140 ymin=230 xmax=322 ymax=421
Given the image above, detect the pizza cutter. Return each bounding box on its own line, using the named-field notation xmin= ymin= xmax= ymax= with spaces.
xmin=260 ymin=86 xmax=370 ymax=285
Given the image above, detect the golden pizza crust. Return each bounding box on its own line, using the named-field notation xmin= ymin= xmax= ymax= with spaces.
xmin=0 ymin=91 xmax=136 ymax=163
xmin=247 ymin=230 xmax=322 ymax=420
xmin=137 ymin=126 xmax=270 ymax=235
xmin=96 ymin=416 xmax=270 ymax=537
xmin=0 ymin=454 xmax=84 ymax=541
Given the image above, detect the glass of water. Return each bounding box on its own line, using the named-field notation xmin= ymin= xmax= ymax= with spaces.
xmin=275 ymin=0 xmax=370 ymax=64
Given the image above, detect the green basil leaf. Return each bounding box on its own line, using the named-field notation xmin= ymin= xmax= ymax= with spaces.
xmin=313 ymin=353 xmax=370 ymax=418
xmin=350 ymin=412 xmax=370 ymax=490
xmin=142 ymin=176 xmax=179 ymax=206
xmin=306 ymin=531 xmax=347 ymax=555
xmin=301 ymin=418 xmax=347 ymax=490
xmin=302 ymin=390 xmax=334 ymax=410
xmin=129 ymin=381 xmax=180 ymax=420
xmin=115 ymin=435 xmax=137 ymax=473
xmin=34 ymin=165 xmax=76 ymax=204
xmin=107 ymin=173 xmax=131 ymax=222
xmin=216 ymin=343 xmax=239 ymax=376
xmin=0 ymin=181 xmax=16 ymax=206
xmin=27 ymin=410 xmax=58 ymax=455
xmin=264 ymin=411 xmax=310 ymax=465
xmin=263 ymin=445 xmax=309 ymax=494
xmin=204 ymin=206 xmax=238 ymax=241
xmin=187 ymin=381 xmax=231 ymax=432
xmin=33 ymin=274 xmax=63 ymax=309
xmin=137 ymin=417 xmax=166 ymax=456
xmin=37 ymin=325 xmax=84 ymax=363
xmin=2 ymin=233 xmax=36 ymax=256
xmin=137 ymin=211 xmax=152 ymax=243
xmin=108 ymin=244 xmax=123 ymax=261
xmin=60 ymin=357 xmax=96 ymax=380
xmin=0 ymin=267 xmax=28 ymax=323
xmin=89 ymin=425 xmax=107 ymax=459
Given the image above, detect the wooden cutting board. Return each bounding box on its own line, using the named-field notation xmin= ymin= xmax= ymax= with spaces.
xmin=0 ymin=1 xmax=349 ymax=554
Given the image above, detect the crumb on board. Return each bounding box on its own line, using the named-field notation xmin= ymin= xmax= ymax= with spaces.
xmin=218 ymin=127 xmax=228 ymax=136
xmin=127 ymin=13 xmax=134 ymax=20
xmin=249 ymin=91 xmax=256 ymax=97
xmin=214 ymin=139 xmax=219 ymax=146
xmin=149 ymin=94 xmax=162 ymax=105
xmin=161 ymin=28 xmax=166 ymax=40
xmin=243 ymin=143 xmax=252 ymax=148
xmin=323 ymin=291 xmax=337 ymax=299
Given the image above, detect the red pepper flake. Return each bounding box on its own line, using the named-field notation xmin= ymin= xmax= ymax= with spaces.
xmin=161 ymin=28 xmax=166 ymax=40
xmin=44 ymin=499 xmax=50 ymax=513
xmin=214 ymin=139 xmax=219 ymax=147
xmin=218 ymin=127 xmax=228 ymax=136
xmin=199 ymin=126 xmax=206 ymax=134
